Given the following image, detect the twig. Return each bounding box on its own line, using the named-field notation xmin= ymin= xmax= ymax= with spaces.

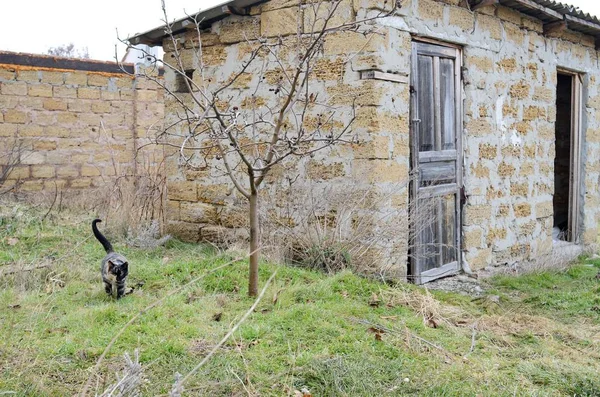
xmin=350 ymin=317 xmax=453 ymax=356
xmin=79 ymin=252 xmax=257 ymax=397
xmin=0 ymin=263 xmax=51 ymax=277
xmin=42 ymin=181 xmax=59 ymax=222
xmin=170 ymin=270 xmax=278 ymax=396
xmin=466 ymin=322 xmax=478 ymax=356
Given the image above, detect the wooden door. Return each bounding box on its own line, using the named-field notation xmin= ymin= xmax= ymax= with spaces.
xmin=409 ymin=41 xmax=462 ymax=284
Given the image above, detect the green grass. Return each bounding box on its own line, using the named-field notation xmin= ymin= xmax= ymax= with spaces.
xmin=1 ymin=204 xmax=600 ymax=396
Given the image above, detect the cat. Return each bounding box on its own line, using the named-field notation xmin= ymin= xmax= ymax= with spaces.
xmin=92 ymin=219 xmax=129 ymax=299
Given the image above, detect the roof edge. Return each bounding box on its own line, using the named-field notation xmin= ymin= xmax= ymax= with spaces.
xmin=128 ymin=0 xmax=264 ymax=46
xmin=129 ymin=0 xmax=600 ymax=48
xmin=0 ymin=51 xmax=134 ymax=74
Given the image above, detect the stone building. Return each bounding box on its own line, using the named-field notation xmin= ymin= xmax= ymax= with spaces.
xmin=129 ymin=0 xmax=600 ymax=283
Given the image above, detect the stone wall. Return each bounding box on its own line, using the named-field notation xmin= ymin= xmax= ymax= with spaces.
xmin=0 ymin=52 xmax=164 ymax=197
xmin=160 ymin=0 xmax=600 ymax=277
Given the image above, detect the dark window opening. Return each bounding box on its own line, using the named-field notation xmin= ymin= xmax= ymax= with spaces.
xmin=175 ymin=69 xmax=194 ymax=93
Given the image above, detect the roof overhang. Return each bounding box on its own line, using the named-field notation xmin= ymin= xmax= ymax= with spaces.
xmin=128 ymin=0 xmax=600 ymax=48
xmin=470 ymin=0 xmax=600 ymax=46
xmin=128 ymin=0 xmax=264 ymax=46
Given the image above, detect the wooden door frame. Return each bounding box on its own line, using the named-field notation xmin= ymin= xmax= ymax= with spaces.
xmin=409 ymin=38 xmax=463 ymax=284
xmin=556 ymin=68 xmax=583 ymax=243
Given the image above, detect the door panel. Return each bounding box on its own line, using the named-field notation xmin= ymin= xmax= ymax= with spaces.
xmin=410 ymin=41 xmax=462 ymax=284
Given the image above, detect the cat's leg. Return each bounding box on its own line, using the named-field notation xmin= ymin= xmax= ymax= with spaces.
xmin=116 ymin=280 xmax=126 ymax=299
xmin=103 ymin=280 xmax=113 ymax=296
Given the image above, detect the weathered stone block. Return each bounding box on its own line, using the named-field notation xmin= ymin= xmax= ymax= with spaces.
xmin=91 ymin=102 xmax=111 ymax=113
xmin=56 ymin=166 xmax=80 ymax=177
xmin=5 ymin=165 xmax=29 ymax=180
xmin=479 ymin=143 xmax=497 ymax=160
xmin=304 ymin=0 xmax=353 ymax=32
xmin=513 ymin=202 xmax=531 ymax=217
xmin=43 ymin=98 xmax=68 ymax=111
xmin=417 ymin=0 xmax=443 ymax=21
xmin=466 ymin=55 xmax=494 ymax=72
xmin=307 ymin=161 xmax=346 ymax=180
xmin=510 ymin=182 xmax=528 ymax=197
xmin=465 ymin=248 xmax=492 ymax=271
xmin=323 ymin=32 xmax=389 ymax=55
xmin=69 ymin=178 xmax=92 ymax=188
xmin=463 ymin=227 xmax=483 ymax=248
xmin=168 ymin=181 xmax=197 ymax=201
xmin=4 ymin=109 xmax=27 ymax=124
xmin=64 ymin=72 xmax=88 ymax=86
xmin=40 ymin=71 xmax=64 ymax=84
xmin=136 ymin=90 xmax=157 ymax=102
xmin=509 ymin=81 xmax=530 ymax=99
xmin=0 ymin=123 xmax=18 ymax=137
xmin=20 ymin=151 xmax=45 ymax=165
xmin=466 ymin=119 xmax=493 ymax=136
xmin=497 ymin=161 xmax=515 ymax=177
xmin=17 ymin=70 xmax=41 ymax=82
xmin=78 ymin=87 xmax=100 ymax=99
xmin=353 ymin=159 xmax=409 ymax=183
xmin=477 ymin=14 xmax=502 ymax=40
xmin=220 ymin=16 xmax=260 ymax=43
xmin=87 ymin=74 xmax=109 ymax=86
xmin=464 ymin=204 xmax=492 ymax=225
xmin=20 ymin=125 xmax=44 ymax=137
xmin=53 ymin=86 xmax=77 ymax=98
xmin=197 ymin=184 xmax=230 ymax=205
xmin=20 ymin=180 xmax=44 ymax=191
xmin=470 ymin=162 xmax=489 ymax=178
xmin=261 ymin=7 xmax=299 ymax=37
xmin=535 ymin=201 xmax=553 ymax=218
xmin=1 ymin=81 xmax=27 ymax=95
xmin=56 ymin=112 xmax=78 ymax=124
xmin=28 ymin=84 xmax=53 ymax=97
xmin=180 ymin=201 xmax=217 ymax=223
xmin=31 ymin=165 xmax=55 ymax=178
xmin=0 ymin=67 xmax=16 ymax=80
xmin=81 ymin=165 xmax=101 ymax=177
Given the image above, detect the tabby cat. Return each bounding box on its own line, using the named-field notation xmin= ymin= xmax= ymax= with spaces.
xmin=92 ymin=219 xmax=129 ymax=299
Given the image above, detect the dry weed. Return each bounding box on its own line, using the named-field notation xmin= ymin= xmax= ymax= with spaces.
xmin=258 ymin=180 xmax=416 ymax=279
xmin=98 ymin=350 xmax=145 ymax=397
xmin=382 ymin=287 xmax=466 ymax=328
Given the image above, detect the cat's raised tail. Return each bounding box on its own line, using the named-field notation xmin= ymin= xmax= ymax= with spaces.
xmin=92 ymin=219 xmax=114 ymax=254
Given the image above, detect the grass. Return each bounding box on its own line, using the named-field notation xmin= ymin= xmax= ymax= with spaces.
xmin=1 ymin=203 xmax=600 ymax=396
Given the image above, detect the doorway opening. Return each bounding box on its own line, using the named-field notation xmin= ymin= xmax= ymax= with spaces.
xmin=553 ymin=71 xmax=581 ymax=243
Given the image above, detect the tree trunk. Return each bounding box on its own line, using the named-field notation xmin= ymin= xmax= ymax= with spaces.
xmin=248 ymin=191 xmax=259 ymax=297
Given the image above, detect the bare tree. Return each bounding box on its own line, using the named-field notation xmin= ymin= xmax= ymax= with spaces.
xmin=47 ymin=43 xmax=90 ymax=59
xmin=122 ymin=0 xmax=401 ymax=296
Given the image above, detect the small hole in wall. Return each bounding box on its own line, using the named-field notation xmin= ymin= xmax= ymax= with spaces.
xmin=175 ymin=69 xmax=194 ymax=92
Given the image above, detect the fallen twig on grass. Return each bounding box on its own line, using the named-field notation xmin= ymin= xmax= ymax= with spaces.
xmin=350 ymin=317 xmax=455 ymax=359
xmin=79 ymin=251 xmax=259 ymax=397
xmin=170 ymin=270 xmax=278 ymax=396
xmin=0 ymin=263 xmax=51 ymax=277
xmin=466 ymin=322 xmax=478 ymax=357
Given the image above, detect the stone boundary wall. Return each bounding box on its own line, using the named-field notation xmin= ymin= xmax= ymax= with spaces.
xmin=0 ymin=51 xmax=164 ymax=197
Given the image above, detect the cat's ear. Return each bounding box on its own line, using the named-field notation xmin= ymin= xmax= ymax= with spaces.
xmin=107 ymin=260 xmax=115 ymax=272
xmin=122 ymin=262 xmax=128 ymax=272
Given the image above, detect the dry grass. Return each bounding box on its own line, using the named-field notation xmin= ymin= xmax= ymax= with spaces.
xmin=382 ymin=287 xmax=466 ymax=329
xmin=258 ymin=180 xmax=420 ymax=279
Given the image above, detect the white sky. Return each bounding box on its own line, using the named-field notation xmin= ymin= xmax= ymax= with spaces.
xmin=1 ymin=0 xmax=600 ymax=62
